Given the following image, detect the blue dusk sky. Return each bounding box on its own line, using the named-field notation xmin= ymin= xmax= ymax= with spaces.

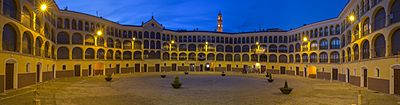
xmin=54 ymin=0 xmax=348 ymax=32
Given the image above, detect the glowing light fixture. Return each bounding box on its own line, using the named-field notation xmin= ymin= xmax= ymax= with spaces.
xmin=303 ymin=37 xmax=308 ymax=42
xmin=255 ymin=63 xmax=260 ymax=67
xmin=256 ymin=42 xmax=259 ymax=45
xmin=171 ymin=40 xmax=175 ymax=44
xmin=96 ymin=30 xmax=103 ymax=36
xmin=132 ymin=37 xmax=136 ymax=41
xmin=40 ymin=3 xmax=48 ymax=12
xmin=205 ymin=42 xmax=209 ymax=45
xmin=349 ymin=15 xmax=355 ymax=22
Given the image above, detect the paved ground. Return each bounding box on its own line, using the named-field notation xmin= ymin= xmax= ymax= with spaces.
xmin=0 ymin=72 xmax=399 ymax=105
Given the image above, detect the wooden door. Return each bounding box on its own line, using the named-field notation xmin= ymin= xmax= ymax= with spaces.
xmin=394 ymin=69 xmax=400 ymax=95
xmin=363 ymin=69 xmax=368 ymax=87
xmin=135 ymin=64 xmax=140 ymax=72
xmin=155 ymin=64 xmax=160 ymax=72
xmin=36 ymin=64 xmax=41 ymax=82
xmin=5 ymin=63 xmax=14 ymax=90
xmin=116 ymin=64 xmax=120 ymax=73
xmin=88 ymin=65 xmax=92 ymax=76
xmin=172 ymin=64 xmax=177 ymax=71
xmin=296 ymin=67 xmax=299 ymax=76
xmin=227 ymin=64 xmax=232 ymax=71
xmin=280 ymin=66 xmax=286 ymax=74
xmin=74 ymin=65 xmax=81 ymax=77
xmin=332 ymin=69 xmax=338 ymax=80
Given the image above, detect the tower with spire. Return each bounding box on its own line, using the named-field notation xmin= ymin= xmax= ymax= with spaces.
xmin=217 ymin=11 xmax=223 ymax=32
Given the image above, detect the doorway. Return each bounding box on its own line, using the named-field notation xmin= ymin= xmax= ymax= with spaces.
xmin=296 ymin=67 xmax=299 ymax=76
xmin=88 ymin=65 xmax=92 ymax=76
xmin=190 ymin=64 xmax=195 ymax=72
xmin=261 ymin=65 xmax=266 ymax=73
xmin=227 ymin=64 xmax=232 ymax=72
xmin=135 ymin=64 xmax=140 ymax=72
xmin=5 ymin=63 xmax=15 ymax=90
xmin=74 ymin=65 xmax=81 ymax=77
xmin=37 ymin=64 xmax=41 ymax=82
xmin=332 ymin=68 xmax=338 ymax=80
xmin=363 ymin=69 xmax=368 ymax=87
xmin=280 ymin=66 xmax=286 ymax=74
xmin=199 ymin=64 xmax=203 ymax=72
xmin=172 ymin=64 xmax=177 ymax=71
xmin=155 ymin=64 xmax=160 ymax=72
xmin=116 ymin=64 xmax=120 ymax=73
xmin=304 ymin=67 xmax=308 ymax=77
xmin=205 ymin=63 xmax=210 ymax=71
xmin=394 ymin=69 xmax=400 ymax=95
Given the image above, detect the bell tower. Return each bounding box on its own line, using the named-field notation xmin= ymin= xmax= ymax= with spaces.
xmin=217 ymin=11 xmax=223 ymax=32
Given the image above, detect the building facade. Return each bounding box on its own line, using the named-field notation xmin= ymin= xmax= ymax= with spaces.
xmin=0 ymin=0 xmax=400 ymax=95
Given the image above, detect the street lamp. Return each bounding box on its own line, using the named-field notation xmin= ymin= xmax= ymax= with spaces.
xmin=348 ymin=15 xmax=356 ymax=22
xmin=96 ymin=30 xmax=103 ymax=36
xmin=40 ymin=3 xmax=48 ymax=12
xmin=132 ymin=37 xmax=136 ymax=49
xmin=303 ymin=37 xmax=308 ymax=42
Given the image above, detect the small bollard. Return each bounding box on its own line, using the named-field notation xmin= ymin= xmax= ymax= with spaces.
xmin=358 ymin=90 xmax=362 ymax=105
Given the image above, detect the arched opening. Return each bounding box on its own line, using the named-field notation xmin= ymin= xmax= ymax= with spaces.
xmin=390 ymin=0 xmax=400 ymax=24
xmin=57 ymin=32 xmax=69 ymax=44
xmin=374 ymin=34 xmax=386 ymax=57
xmin=361 ymin=40 xmax=370 ymax=59
xmin=22 ymin=32 xmax=33 ymax=54
xmin=72 ymin=47 xmax=83 ymax=59
xmin=391 ymin=29 xmax=400 ymax=55
xmin=57 ymin=47 xmax=69 ymax=59
xmin=85 ymin=48 xmax=95 ymax=59
xmin=2 ymin=24 xmax=19 ymax=52
xmin=72 ymin=33 xmax=83 ymax=45
xmin=3 ymin=0 xmax=19 ymax=20
xmin=373 ymin=8 xmax=386 ymax=31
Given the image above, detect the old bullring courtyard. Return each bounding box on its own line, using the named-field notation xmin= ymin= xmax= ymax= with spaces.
xmin=0 ymin=72 xmax=399 ymax=105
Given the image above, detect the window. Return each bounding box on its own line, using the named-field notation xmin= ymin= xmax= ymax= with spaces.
xmin=391 ymin=29 xmax=400 ymax=55
xmin=362 ymin=18 xmax=370 ymax=36
xmin=319 ymin=52 xmax=328 ymax=63
xmin=390 ymin=0 xmax=400 ymax=24
xmin=354 ymin=44 xmax=359 ymax=61
xmin=375 ymin=68 xmax=380 ymax=77
xmin=330 ymin=38 xmax=341 ymax=49
xmin=310 ymin=53 xmax=317 ymax=63
xmin=3 ymin=0 xmax=19 ymax=20
xmin=374 ymin=34 xmax=386 ymax=57
xmin=63 ymin=65 xmax=67 ymax=71
xmin=2 ymin=24 xmax=18 ymax=52
xmin=72 ymin=47 xmax=83 ymax=59
xmin=22 ymin=32 xmax=33 ymax=54
xmin=362 ymin=40 xmax=370 ymax=59
xmin=330 ymin=52 xmax=340 ymax=63
xmin=310 ymin=41 xmax=318 ymax=51
xmin=57 ymin=32 xmax=70 ymax=44
xmin=319 ymin=39 xmax=328 ymax=50
xmin=373 ymin=8 xmax=386 ymax=31
xmin=26 ymin=63 xmax=30 ymax=72
xmin=57 ymin=47 xmax=69 ymax=59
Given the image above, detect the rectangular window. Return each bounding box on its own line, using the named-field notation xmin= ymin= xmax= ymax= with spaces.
xmin=63 ymin=65 xmax=67 ymax=71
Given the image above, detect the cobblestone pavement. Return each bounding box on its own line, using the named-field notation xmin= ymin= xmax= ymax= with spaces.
xmin=1 ymin=72 xmax=399 ymax=105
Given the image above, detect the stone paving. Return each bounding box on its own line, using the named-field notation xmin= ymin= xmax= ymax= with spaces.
xmin=0 ymin=72 xmax=399 ymax=105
